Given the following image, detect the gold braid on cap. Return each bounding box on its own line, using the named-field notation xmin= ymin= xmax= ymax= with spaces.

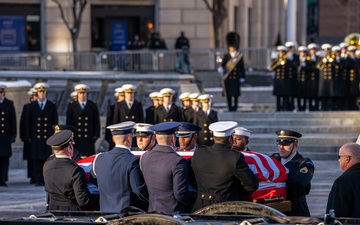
xmin=51 ymin=133 xmax=75 ymax=150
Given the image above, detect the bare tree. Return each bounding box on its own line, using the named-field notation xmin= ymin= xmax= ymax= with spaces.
xmin=203 ymin=0 xmax=228 ymax=48
xmin=52 ymin=0 xmax=88 ymax=52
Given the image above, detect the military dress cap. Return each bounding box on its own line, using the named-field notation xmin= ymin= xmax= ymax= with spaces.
xmin=307 ymin=43 xmax=318 ymax=50
xmin=107 ymin=121 xmax=136 ymax=136
xmin=122 ymin=84 xmax=137 ymax=93
xmin=275 ymin=129 xmax=302 ymax=145
xmin=277 ymin=45 xmax=287 ymax=51
xmin=331 ymin=46 xmax=341 ymax=53
xmin=114 ymin=87 xmax=125 ymax=95
xmin=233 ymin=127 xmax=252 ymax=137
xmin=46 ymin=130 xmax=74 ymax=151
xmin=0 ymin=84 xmax=6 ymax=92
xmin=356 ymin=50 xmax=360 ymax=57
xmin=151 ymin=122 xmax=181 ymax=135
xmin=34 ymin=82 xmax=50 ymax=91
xmin=189 ymin=93 xmax=200 ymax=101
xmin=74 ymin=84 xmax=90 ymax=93
xmin=321 ymin=43 xmax=332 ymax=50
xmin=175 ymin=122 xmax=202 ymax=137
xmin=226 ymin=32 xmax=240 ymax=49
xmin=27 ymin=89 xmax=33 ymax=96
xmin=149 ymin=91 xmax=161 ymax=100
xmin=198 ymin=94 xmax=213 ymax=103
xmin=53 ymin=124 xmax=77 ymax=133
xmin=339 ymin=42 xmax=349 ymax=48
xmin=209 ymin=121 xmax=238 ymax=137
xmin=134 ymin=123 xmax=154 ymax=137
xmin=348 ymin=45 xmax=357 ymax=52
xmin=298 ymin=46 xmax=307 ymax=52
xmin=285 ymin=41 xmax=295 ymax=48
xmin=160 ymin=88 xmax=175 ymax=97
xmin=179 ymin=92 xmax=190 ymax=101
xmin=70 ymin=91 xmax=78 ymax=98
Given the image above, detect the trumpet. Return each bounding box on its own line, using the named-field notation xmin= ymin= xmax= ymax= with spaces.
xmin=316 ymin=53 xmax=335 ymax=70
xmin=269 ymin=51 xmax=290 ymax=70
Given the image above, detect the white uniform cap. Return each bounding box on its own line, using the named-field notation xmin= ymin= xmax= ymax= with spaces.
xmin=27 ymin=88 xmax=34 ymax=96
xmin=70 ymin=91 xmax=78 ymax=98
xmin=34 ymin=82 xmax=50 ymax=91
xmin=355 ymin=50 xmax=360 ymax=57
xmin=339 ymin=42 xmax=349 ymax=48
xmin=198 ymin=94 xmax=213 ymax=103
xmin=160 ymin=88 xmax=175 ymax=97
xmin=348 ymin=45 xmax=357 ymax=52
xmin=233 ymin=127 xmax=252 ymax=137
xmin=285 ymin=41 xmax=295 ymax=48
xmin=209 ymin=121 xmax=238 ymax=137
xmin=298 ymin=46 xmax=307 ymax=52
xmin=74 ymin=84 xmax=90 ymax=92
xmin=277 ymin=45 xmax=287 ymax=51
xmin=188 ymin=93 xmax=200 ymax=100
xmin=114 ymin=87 xmax=124 ymax=93
xmin=122 ymin=84 xmax=137 ymax=93
xmin=321 ymin=43 xmax=332 ymax=50
xmin=107 ymin=121 xmax=135 ymax=135
xmin=149 ymin=91 xmax=160 ymax=99
xmin=0 ymin=84 xmax=6 ymax=92
xmin=134 ymin=123 xmax=154 ymax=136
xmin=179 ymin=92 xmax=191 ymax=100
xmin=307 ymin=43 xmax=318 ymax=50
xmin=331 ymin=46 xmax=341 ymax=53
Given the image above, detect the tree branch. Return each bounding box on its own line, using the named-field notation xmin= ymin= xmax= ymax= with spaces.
xmin=52 ymin=0 xmax=72 ymax=31
xmin=202 ymin=0 xmax=214 ymax=13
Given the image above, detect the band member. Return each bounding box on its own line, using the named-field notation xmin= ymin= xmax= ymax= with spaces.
xmin=66 ymin=84 xmax=100 ymax=156
xmin=285 ymin=41 xmax=300 ymax=111
xmin=306 ymin=43 xmax=320 ymax=111
xmin=0 ymin=84 xmax=17 ymax=187
xmin=297 ymin=46 xmax=310 ymax=111
xmin=345 ymin=45 xmax=359 ymax=110
xmin=331 ymin=46 xmax=347 ymax=110
xmin=220 ymin=32 xmax=245 ymax=112
xmin=194 ymin=94 xmax=218 ymax=146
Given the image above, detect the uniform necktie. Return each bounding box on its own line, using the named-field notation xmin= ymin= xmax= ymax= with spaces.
xmin=40 ymin=103 xmax=44 ymax=110
xmin=129 ymin=102 xmax=132 ymax=109
xmin=82 ymin=103 xmax=85 ymax=109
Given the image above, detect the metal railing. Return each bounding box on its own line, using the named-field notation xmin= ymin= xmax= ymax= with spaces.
xmin=0 ymin=47 xmax=274 ymax=72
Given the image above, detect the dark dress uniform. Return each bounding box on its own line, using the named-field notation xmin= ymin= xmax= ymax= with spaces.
xmin=296 ymin=55 xmax=310 ymax=111
xmin=191 ymin=143 xmax=258 ymax=212
xmin=105 ymin=103 xmax=115 ymax=150
xmin=26 ymin=100 xmax=58 ymax=185
xmin=94 ymin=147 xmax=149 ymax=213
xmin=141 ymin=144 xmax=196 ymax=213
xmin=317 ymin=54 xmax=335 ymax=110
xmin=326 ymin=163 xmax=360 ymax=218
xmin=193 ymin=109 xmax=218 ymax=146
xmin=345 ymin=56 xmax=360 ymax=110
xmin=43 ymin=157 xmax=92 ymax=210
xmin=0 ymin=98 xmax=16 ymax=185
xmin=20 ymin=102 xmax=33 ymax=182
xmin=221 ymin=53 xmax=245 ymax=111
xmin=332 ymin=57 xmax=347 ymax=110
xmin=306 ymin=54 xmax=320 ymax=111
xmin=272 ymin=58 xmax=294 ymax=111
xmin=154 ymin=104 xmax=183 ymax=123
xmin=145 ymin=105 xmax=155 ymax=124
xmin=183 ymin=106 xmax=195 ymax=123
xmin=272 ymin=152 xmax=314 ymax=216
xmin=66 ymin=100 xmax=100 ymax=156
xmin=112 ymin=100 xmax=144 ymax=123
xmin=288 ymin=53 xmax=300 ymax=111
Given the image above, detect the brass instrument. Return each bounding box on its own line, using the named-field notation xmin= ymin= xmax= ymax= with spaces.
xmin=269 ymin=51 xmax=290 ymax=70
xmin=316 ymin=53 xmax=335 ymax=70
xmin=344 ymin=33 xmax=360 ymax=49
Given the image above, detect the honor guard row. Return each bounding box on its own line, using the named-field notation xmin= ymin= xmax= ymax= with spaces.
xmin=271 ymin=41 xmax=360 ymax=111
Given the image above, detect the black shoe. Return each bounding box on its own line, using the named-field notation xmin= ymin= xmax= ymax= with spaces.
xmin=0 ymin=182 xmax=8 ymax=187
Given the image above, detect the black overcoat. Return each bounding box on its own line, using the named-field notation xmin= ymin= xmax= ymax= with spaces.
xmin=154 ymin=104 xmax=183 ymax=124
xmin=0 ymin=98 xmax=16 ymax=157
xmin=193 ymin=109 xmax=218 ymax=146
xmin=221 ymin=53 xmax=245 ymax=97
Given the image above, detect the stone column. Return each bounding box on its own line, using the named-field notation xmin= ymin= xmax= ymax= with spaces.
xmin=286 ymin=0 xmax=296 ymax=42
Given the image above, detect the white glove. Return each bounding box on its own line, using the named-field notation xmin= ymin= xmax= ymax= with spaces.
xmin=240 ymin=78 xmax=245 ymax=83
xmin=217 ymin=66 xmax=224 ymax=75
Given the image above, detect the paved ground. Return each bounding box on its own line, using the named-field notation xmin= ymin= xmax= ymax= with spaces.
xmin=0 ymin=160 xmax=343 ymax=219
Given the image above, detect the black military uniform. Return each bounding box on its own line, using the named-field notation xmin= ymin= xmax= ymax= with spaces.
xmin=113 ymin=100 xmax=144 ymax=124
xmin=221 ymin=32 xmax=245 ymax=112
xmin=44 ymin=130 xmax=92 ymax=211
xmin=332 ymin=50 xmax=347 ymax=110
xmin=0 ymin=86 xmax=17 ymax=187
xmin=285 ymin=42 xmax=300 ymax=111
xmin=66 ymin=84 xmax=100 ymax=156
xmin=296 ymin=47 xmax=310 ymax=111
xmin=154 ymin=88 xmax=183 ymax=123
xmin=272 ymin=129 xmax=314 ymax=217
xmin=191 ymin=121 xmax=258 ymax=212
xmin=26 ymin=83 xmax=58 ymax=186
xmin=194 ymin=109 xmax=217 ymax=146
xmin=306 ymin=45 xmax=320 ymax=111
xmin=345 ymin=47 xmax=359 ymax=110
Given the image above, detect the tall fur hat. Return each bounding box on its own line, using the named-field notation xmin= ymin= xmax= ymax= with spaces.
xmin=226 ymin=32 xmax=240 ymax=50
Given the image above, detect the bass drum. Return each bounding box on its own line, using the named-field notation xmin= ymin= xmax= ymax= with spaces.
xmin=192 ymin=201 xmax=286 ymax=217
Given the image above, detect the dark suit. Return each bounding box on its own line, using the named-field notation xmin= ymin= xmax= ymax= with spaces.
xmin=272 ymin=152 xmax=314 ymax=216
xmin=94 ymin=147 xmax=148 ymax=213
xmin=221 ymin=53 xmax=245 ymax=111
xmin=26 ymin=100 xmax=58 ymax=185
xmin=66 ymin=100 xmax=100 ymax=156
xmin=0 ymin=98 xmax=16 ymax=184
xmin=113 ymin=100 xmax=144 ymax=123
xmin=191 ymin=143 xmax=258 ymax=212
xmin=20 ymin=103 xmax=33 ymax=180
xmin=193 ymin=109 xmax=218 ymax=146
xmin=154 ymin=104 xmax=183 ymax=124
xmin=43 ymin=157 xmax=92 ymax=211
xmin=140 ymin=144 xmax=196 ymax=213
xmin=326 ymin=163 xmax=360 ymax=218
